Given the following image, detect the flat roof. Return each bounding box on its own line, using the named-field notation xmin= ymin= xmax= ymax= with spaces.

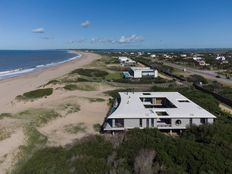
xmin=130 ymin=67 xmax=154 ymax=71
xmin=108 ymin=92 xmax=216 ymax=119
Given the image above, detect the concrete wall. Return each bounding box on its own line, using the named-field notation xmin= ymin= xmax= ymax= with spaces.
xmin=124 ymin=119 xmax=140 ymax=128
xmin=192 ymin=118 xmax=201 ymax=125
xmin=133 ymin=70 xmax=142 ymax=78
xmin=171 ymin=118 xmax=190 ymax=128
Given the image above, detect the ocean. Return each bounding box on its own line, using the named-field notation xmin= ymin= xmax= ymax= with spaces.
xmin=0 ymin=50 xmax=80 ymax=80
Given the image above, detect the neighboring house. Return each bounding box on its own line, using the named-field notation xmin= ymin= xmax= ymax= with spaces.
xmin=118 ymin=57 xmax=136 ymax=66
xmin=151 ymin=54 xmax=156 ymax=58
xmin=103 ymin=92 xmax=216 ymax=132
xmin=180 ymin=54 xmax=187 ymax=58
xmin=216 ymin=56 xmax=226 ymax=61
xmin=193 ymin=57 xmax=203 ymax=61
xmin=123 ymin=67 xmax=158 ymax=79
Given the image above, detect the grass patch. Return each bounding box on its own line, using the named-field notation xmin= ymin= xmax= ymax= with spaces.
xmin=64 ymin=83 xmax=96 ymax=91
xmin=93 ymin=123 xmax=101 ymax=132
xmin=64 ymin=84 xmax=78 ymax=91
xmin=89 ymin=98 xmax=105 ymax=102
xmin=13 ymin=126 xmax=48 ymax=174
xmin=16 ymin=108 xmax=61 ymax=127
xmin=16 ymin=88 xmax=53 ymax=100
xmin=64 ymin=123 xmax=86 ymax=134
xmin=0 ymin=113 xmax=13 ymax=119
xmin=70 ymin=68 xmax=109 ymax=78
xmin=0 ymin=128 xmax=11 ymax=141
xmin=105 ymin=72 xmax=122 ymax=81
xmin=45 ymin=79 xmax=60 ymax=86
xmin=15 ymin=136 xmax=112 ymax=174
xmin=61 ymin=103 xmax=80 ymax=115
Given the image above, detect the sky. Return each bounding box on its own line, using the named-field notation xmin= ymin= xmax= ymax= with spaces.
xmin=0 ymin=0 xmax=232 ymax=49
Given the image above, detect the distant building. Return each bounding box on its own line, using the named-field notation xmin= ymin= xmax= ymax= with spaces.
xmin=180 ymin=54 xmax=187 ymax=58
xmin=123 ymin=67 xmax=158 ymax=79
xmin=151 ymin=54 xmax=156 ymax=58
xmin=193 ymin=57 xmax=203 ymax=61
xmin=118 ymin=57 xmax=136 ymax=66
xmin=103 ymin=92 xmax=216 ymax=132
xmin=216 ymin=56 xmax=226 ymax=61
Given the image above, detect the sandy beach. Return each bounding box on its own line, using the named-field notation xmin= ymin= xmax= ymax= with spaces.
xmin=0 ymin=52 xmax=112 ymax=173
xmin=0 ymin=51 xmax=99 ymax=113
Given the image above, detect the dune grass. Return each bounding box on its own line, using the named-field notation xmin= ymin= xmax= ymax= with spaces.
xmin=16 ymin=108 xmax=61 ymax=127
xmin=64 ymin=83 xmax=96 ymax=91
xmin=16 ymin=88 xmax=53 ymax=100
xmin=64 ymin=123 xmax=86 ymax=134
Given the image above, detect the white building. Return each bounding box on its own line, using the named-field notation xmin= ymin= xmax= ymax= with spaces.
xmin=123 ymin=67 xmax=158 ymax=79
xmin=216 ymin=56 xmax=226 ymax=61
xmin=151 ymin=54 xmax=156 ymax=58
xmin=180 ymin=54 xmax=187 ymax=58
xmin=193 ymin=57 xmax=203 ymax=61
xmin=103 ymin=92 xmax=216 ymax=132
xmin=118 ymin=57 xmax=136 ymax=65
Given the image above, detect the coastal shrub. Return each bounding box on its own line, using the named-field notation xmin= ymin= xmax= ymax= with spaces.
xmin=64 ymin=83 xmax=96 ymax=91
xmin=187 ymin=75 xmax=208 ymax=84
xmin=64 ymin=123 xmax=86 ymax=134
xmin=16 ymin=108 xmax=61 ymax=126
xmin=64 ymin=84 xmax=78 ymax=90
xmin=93 ymin=123 xmax=101 ymax=132
xmin=45 ymin=79 xmax=60 ymax=85
xmin=17 ymin=88 xmax=53 ymax=100
xmin=16 ymin=136 xmax=113 ymax=174
xmin=70 ymin=68 xmax=109 ymax=77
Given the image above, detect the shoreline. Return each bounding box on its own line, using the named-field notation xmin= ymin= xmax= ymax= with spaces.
xmin=0 ymin=51 xmax=101 ymax=113
xmin=0 ymin=50 xmax=80 ymax=81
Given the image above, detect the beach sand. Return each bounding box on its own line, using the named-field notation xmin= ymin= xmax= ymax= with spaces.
xmin=0 ymin=52 xmax=112 ymax=173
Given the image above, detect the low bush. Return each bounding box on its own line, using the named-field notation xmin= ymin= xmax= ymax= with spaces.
xmin=70 ymin=68 xmax=109 ymax=77
xmin=16 ymin=88 xmax=53 ymax=100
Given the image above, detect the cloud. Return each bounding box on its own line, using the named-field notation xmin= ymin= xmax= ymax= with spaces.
xmin=32 ymin=28 xmax=45 ymax=33
xmin=80 ymin=20 xmax=91 ymax=28
xmin=118 ymin=35 xmax=144 ymax=44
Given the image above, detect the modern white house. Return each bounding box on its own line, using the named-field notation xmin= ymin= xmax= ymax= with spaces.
xmin=118 ymin=57 xmax=136 ymax=66
xmin=103 ymin=92 xmax=216 ymax=132
xmin=216 ymin=56 xmax=226 ymax=61
xmin=123 ymin=67 xmax=158 ymax=79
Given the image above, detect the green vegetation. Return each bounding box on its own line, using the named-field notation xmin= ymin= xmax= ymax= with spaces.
xmin=93 ymin=123 xmax=101 ymax=132
xmin=61 ymin=103 xmax=80 ymax=115
xmin=13 ymin=126 xmax=48 ymax=174
xmin=63 ymin=84 xmax=78 ymax=90
xmin=105 ymin=72 xmax=122 ymax=80
xmin=0 ymin=128 xmax=11 ymax=141
xmin=16 ymin=108 xmax=61 ymax=127
xmin=64 ymin=123 xmax=86 ymax=134
xmin=89 ymin=98 xmax=105 ymax=102
xmin=70 ymin=68 xmax=109 ymax=77
xmin=187 ymin=74 xmax=208 ymax=84
xmin=0 ymin=113 xmax=12 ymax=119
xmin=16 ymin=136 xmax=113 ymax=174
xmin=203 ymin=81 xmax=232 ymax=100
xmin=64 ymin=83 xmax=96 ymax=91
xmin=16 ymin=88 xmax=53 ymax=100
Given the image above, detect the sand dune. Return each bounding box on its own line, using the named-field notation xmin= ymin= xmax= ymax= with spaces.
xmin=0 ymin=52 xmax=110 ymax=173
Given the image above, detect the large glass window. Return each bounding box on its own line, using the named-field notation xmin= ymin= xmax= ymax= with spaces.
xmin=115 ymin=119 xmax=124 ymax=128
xmin=200 ymin=118 xmax=208 ymax=124
xmin=139 ymin=119 xmax=143 ymax=127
